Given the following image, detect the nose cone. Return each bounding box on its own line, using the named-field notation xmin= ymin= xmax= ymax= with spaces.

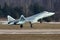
xmin=49 ymin=12 xmax=55 ymax=16
xmin=46 ymin=12 xmax=55 ymax=17
xmin=50 ymin=12 xmax=55 ymax=16
xmin=52 ymin=12 xmax=55 ymax=15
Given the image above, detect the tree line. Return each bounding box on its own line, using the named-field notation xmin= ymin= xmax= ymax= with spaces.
xmin=0 ymin=2 xmax=55 ymax=22
xmin=0 ymin=2 xmax=45 ymax=18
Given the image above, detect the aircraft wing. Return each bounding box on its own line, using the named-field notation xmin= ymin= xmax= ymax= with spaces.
xmin=6 ymin=11 xmax=55 ymax=25
xmin=26 ymin=11 xmax=55 ymax=23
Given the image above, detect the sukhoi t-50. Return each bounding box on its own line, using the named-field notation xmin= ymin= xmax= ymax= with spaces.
xmin=6 ymin=11 xmax=55 ymax=28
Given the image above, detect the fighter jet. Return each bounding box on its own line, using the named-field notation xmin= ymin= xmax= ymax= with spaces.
xmin=7 ymin=11 xmax=55 ymax=28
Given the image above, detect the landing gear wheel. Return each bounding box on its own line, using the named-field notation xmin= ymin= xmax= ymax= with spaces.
xmin=29 ymin=22 xmax=32 ymax=28
xmin=40 ymin=19 xmax=42 ymax=23
xmin=20 ymin=24 xmax=23 ymax=28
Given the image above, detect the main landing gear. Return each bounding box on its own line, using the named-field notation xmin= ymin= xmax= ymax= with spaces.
xmin=29 ymin=22 xmax=33 ymax=28
xmin=20 ymin=22 xmax=33 ymax=28
xmin=20 ymin=24 xmax=23 ymax=28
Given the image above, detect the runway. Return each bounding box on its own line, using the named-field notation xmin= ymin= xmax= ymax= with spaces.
xmin=36 ymin=22 xmax=60 ymax=24
xmin=0 ymin=21 xmax=60 ymax=24
xmin=0 ymin=29 xmax=60 ymax=34
xmin=43 ymin=22 xmax=60 ymax=24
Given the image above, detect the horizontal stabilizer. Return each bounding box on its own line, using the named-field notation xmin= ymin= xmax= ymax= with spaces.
xmin=7 ymin=15 xmax=15 ymax=22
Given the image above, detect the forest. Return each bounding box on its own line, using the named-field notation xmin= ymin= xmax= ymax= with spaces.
xmin=0 ymin=2 xmax=57 ymax=22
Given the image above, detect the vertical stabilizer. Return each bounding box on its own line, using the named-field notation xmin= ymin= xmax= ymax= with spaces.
xmin=19 ymin=15 xmax=25 ymax=21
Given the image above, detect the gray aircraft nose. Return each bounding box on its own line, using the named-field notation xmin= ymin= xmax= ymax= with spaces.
xmin=46 ymin=12 xmax=55 ymax=17
xmin=49 ymin=12 xmax=55 ymax=16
